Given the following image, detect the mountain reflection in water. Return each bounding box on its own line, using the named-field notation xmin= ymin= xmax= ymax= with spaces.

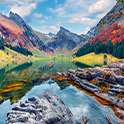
xmin=0 ymin=60 xmax=121 ymax=124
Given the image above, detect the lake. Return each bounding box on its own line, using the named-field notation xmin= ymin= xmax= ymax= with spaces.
xmin=0 ymin=60 xmax=121 ymax=124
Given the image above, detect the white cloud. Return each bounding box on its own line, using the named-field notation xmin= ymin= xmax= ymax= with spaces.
xmin=10 ymin=3 xmax=36 ymax=18
xmin=68 ymin=18 xmax=79 ymax=23
xmin=0 ymin=0 xmax=45 ymax=23
xmin=69 ymin=17 xmax=98 ymax=27
xmin=55 ymin=22 xmax=62 ymax=27
xmin=48 ymin=7 xmax=66 ymax=17
xmin=65 ymin=0 xmax=89 ymax=10
xmin=88 ymin=0 xmax=116 ymax=14
xmin=69 ymin=105 xmax=88 ymax=118
xmin=0 ymin=0 xmax=45 ymax=6
xmin=95 ymin=13 xmax=106 ymax=19
xmin=55 ymin=0 xmax=58 ymax=2
xmin=42 ymin=25 xmax=59 ymax=33
xmin=78 ymin=27 xmax=90 ymax=35
xmin=64 ymin=4 xmax=68 ymax=8
xmin=45 ymin=16 xmax=48 ymax=20
xmin=34 ymin=13 xmax=42 ymax=18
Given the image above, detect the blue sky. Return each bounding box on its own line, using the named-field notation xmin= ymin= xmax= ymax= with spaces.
xmin=0 ymin=0 xmax=117 ymax=34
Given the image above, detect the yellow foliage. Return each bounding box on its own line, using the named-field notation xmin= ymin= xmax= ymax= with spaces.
xmin=0 ymin=96 xmax=3 ymax=100
xmin=0 ymin=83 xmax=23 ymax=94
xmin=6 ymin=83 xmax=23 ymax=89
xmin=73 ymin=52 xmax=122 ymax=67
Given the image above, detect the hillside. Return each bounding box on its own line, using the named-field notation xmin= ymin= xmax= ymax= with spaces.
xmin=91 ymin=2 xmax=124 ymax=36
xmin=73 ymin=52 xmax=120 ymax=67
xmin=75 ymin=2 xmax=124 ymax=59
xmin=0 ymin=11 xmax=53 ymax=55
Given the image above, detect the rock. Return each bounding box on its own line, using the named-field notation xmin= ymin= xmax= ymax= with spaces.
xmin=105 ymin=116 xmax=114 ymax=124
xmin=108 ymin=88 xmax=124 ymax=94
xmin=67 ymin=62 xmax=124 ymax=85
xmin=69 ymin=69 xmax=76 ymax=74
xmin=94 ymin=92 xmax=124 ymax=110
xmin=76 ymin=72 xmax=92 ymax=80
xmin=108 ymin=62 xmax=124 ymax=71
xmin=112 ymin=85 xmax=124 ymax=91
xmin=119 ymin=122 xmax=124 ymax=124
xmin=61 ymin=62 xmax=124 ymax=121
xmin=116 ymin=76 xmax=124 ymax=85
xmin=114 ymin=107 xmax=124 ymax=120
xmin=6 ymin=92 xmax=89 ymax=124
xmin=62 ymin=72 xmax=67 ymax=77
xmin=109 ymin=75 xmax=117 ymax=82
xmin=57 ymin=72 xmax=62 ymax=76
xmin=103 ymin=68 xmax=122 ymax=76
xmin=67 ymin=72 xmax=101 ymax=93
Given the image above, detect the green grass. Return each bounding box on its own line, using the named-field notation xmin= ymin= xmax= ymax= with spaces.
xmin=32 ymin=47 xmax=51 ymax=58
xmin=73 ymin=52 xmax=124 ymax=67
xmin=0 ymin=47 xmax=32 ymax=61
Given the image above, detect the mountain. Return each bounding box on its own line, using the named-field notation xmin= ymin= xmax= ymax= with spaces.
xmin=88 ymin=2 xmax=123 ymax=37
xmin=43 ymin=32 xmax=56 ymax=39
xmin=75 ymin=2 xmax=124 ymax=59
xmin=0 ymin=11 xmax=53 ymax=54
xmin=47 ymin=27 xmax=93 ymax=51
xmin=33 ymin=30 xmax=50 ymax=43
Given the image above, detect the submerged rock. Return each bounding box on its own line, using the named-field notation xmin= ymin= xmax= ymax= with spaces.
xmin=6 ymin=92 xmax=89 ymax=124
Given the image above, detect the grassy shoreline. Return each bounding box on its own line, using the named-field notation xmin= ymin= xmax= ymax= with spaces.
xmin=73 ymin=52 xmax=124 ymax=67
xmin=1 ymin=47 xmax=124 ymax=70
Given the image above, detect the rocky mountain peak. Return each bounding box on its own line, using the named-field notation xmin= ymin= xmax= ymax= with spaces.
xmin=59 ymin=27 xmax=80 ymax=43
xmin=9 ymin=11 xmax=24 ymax=24
xmin=60 ymin=27 xmax=69 ymax=33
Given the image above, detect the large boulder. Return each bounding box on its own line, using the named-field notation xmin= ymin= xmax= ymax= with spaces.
xmin=67 ymin=62 xmax=124 ymax=85
xmin=108 ymin=62 xmax=124 ymax=71
xmin=6 ymin=92 xmax=89 ymax=124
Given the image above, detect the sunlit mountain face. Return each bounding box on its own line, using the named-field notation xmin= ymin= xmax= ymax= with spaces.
xmin=75 ymin=2 xmax=124 ymax=59
xmin=0 ymin=12 xmax=54 ymax=54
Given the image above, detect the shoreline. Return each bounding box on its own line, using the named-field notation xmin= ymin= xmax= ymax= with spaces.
xmin=59 ymin=61 xmax=124 ymax=121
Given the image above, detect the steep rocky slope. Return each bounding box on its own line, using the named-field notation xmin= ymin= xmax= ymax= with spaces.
xmin=92 ymin=2 xmax=124 ymax=36
xmin=0 ymin=11 xmax=53 ymax=54
xmin=75 ymin=2 xmax=124 ymax=59
xmin=48 ymin=27 xmax=93 ymax=51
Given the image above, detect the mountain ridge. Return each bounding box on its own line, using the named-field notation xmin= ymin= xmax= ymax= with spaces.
xmin=47 ymin=26 xmax=93 ymax=51
xmin=0 ymin=11 xmax=54 ymax=55
xmin=75 ymin=2 xmax=124 ymax=59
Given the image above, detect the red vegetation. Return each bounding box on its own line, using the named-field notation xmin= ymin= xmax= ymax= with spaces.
xmin=0 ymin=18 xmax=33 ymax=49
xmin=89 ymin=23 xmax=124 ymax=46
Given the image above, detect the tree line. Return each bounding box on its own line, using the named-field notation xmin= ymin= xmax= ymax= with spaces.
xmin=0 ymin=37 xmax=33 ymax=56
xmin=75 ymin=40 xmax=124 ymax=59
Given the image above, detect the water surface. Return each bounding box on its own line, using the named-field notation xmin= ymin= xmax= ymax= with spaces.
xmin=0 ymin=60 xmax=121 ymax=124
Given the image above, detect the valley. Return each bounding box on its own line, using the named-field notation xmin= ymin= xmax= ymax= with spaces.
xmin=0 ymin=0 xmax=124 ymax=124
